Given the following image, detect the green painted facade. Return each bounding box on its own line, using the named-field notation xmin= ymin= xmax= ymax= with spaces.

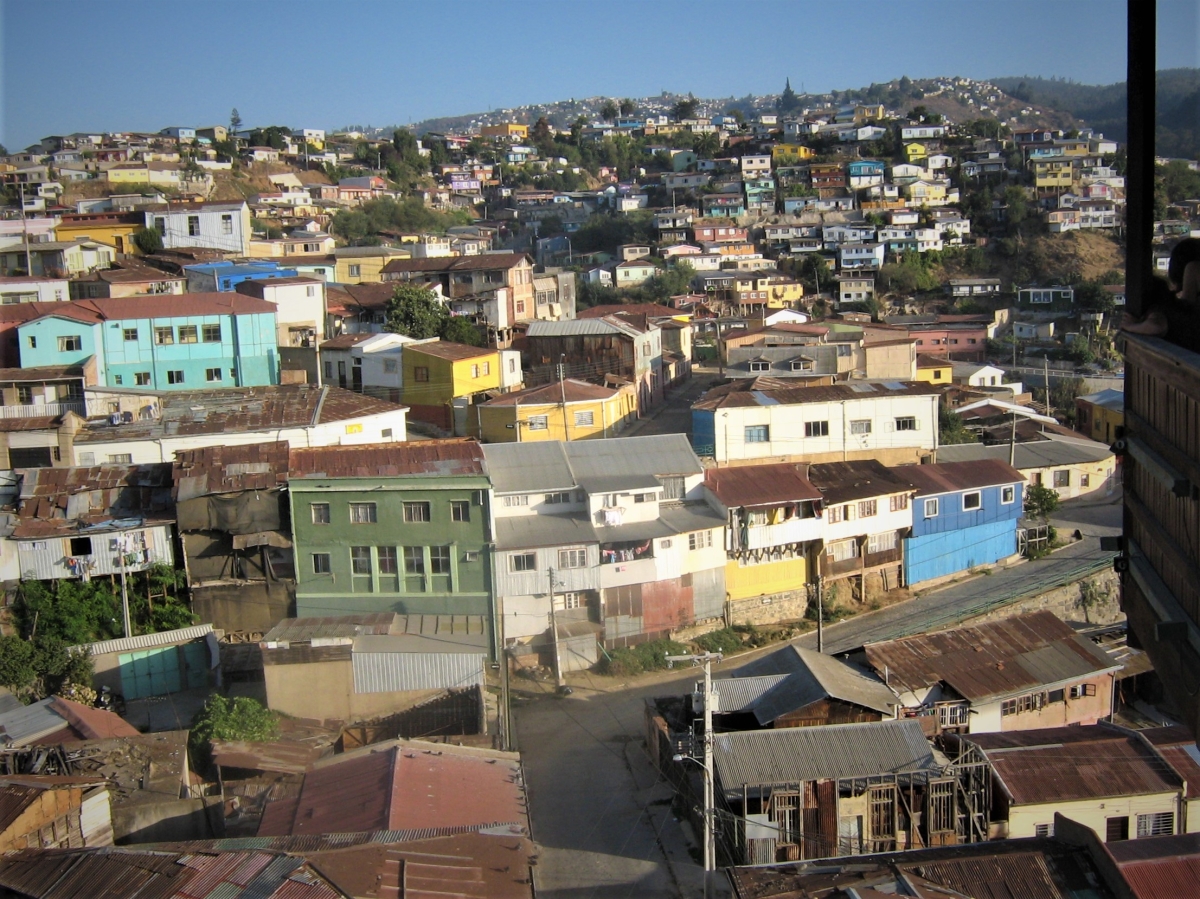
xmin=289 ymin=475 xmax=494 ymax=632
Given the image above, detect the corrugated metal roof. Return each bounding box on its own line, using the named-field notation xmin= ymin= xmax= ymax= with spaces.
xmin=711 ymin=719 xmax=937 ymax=799
xmin=898 ymin=459 xmax=1025 ymax=497
xmin=807 ymin=460 xmax=916 ymax=505
xmin=525 ymin=317 xmax=644 ymax=338
xmin=352 ymin=650 xmax=484 ymax=693
xmin=694 ymin=379 xmax=939 ymax=411
xmin=897 ymin=852 xmax=1065 ymax=899
xmin=480 ymin=378 xmax=618 ymax=406
xmin=711 ymin=675 xmax=790 ymax=712
xmin=657 ymin=502 xmax=727 ymax=536
xmin=71 ymin=623 xmax=213 ymax=657
xmin=935 ymin=434 xmax=1114 ymax=469
xmin=863 ymin=611 xmax=1118 ymax=703
xmin=172 ymin=442 xmax=289 ymax=500
xmin=564 ymin=433 xmax=703 ymax=479
xmin=263 ymin=613 xmax=396 ymax=644
xmin=745 ymin=647 xmax=900 ymax=724
xmin=704 ymin=462 xmax=822 ymax=508
xmin=495 ymin=514 xmax=596 ymax=550
xmin=1141 ymin=726 xmax=1200 ymax=799
xmin=211 ymin=739 xmax=329 ymax=775
xmin=965 ymin=725 xmax=1182 ymax=805
xmin=289 ymin=439 xmax=486 ymax=479
xmin=482 ymin=442 xmax=575 ymax=494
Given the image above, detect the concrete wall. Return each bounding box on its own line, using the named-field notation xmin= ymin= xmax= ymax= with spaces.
xmin=726 ymin=586 xmax=810 ymax=628
xmin=114 ymin=798 xmax=223 ymax=845
xmin=1004 ymin=792 xmax=1179 ymax=841
xmin=264 ymin=658 xmax=446 ymax=722
xmin=964 ymin=568 xmax=1123 ymax=628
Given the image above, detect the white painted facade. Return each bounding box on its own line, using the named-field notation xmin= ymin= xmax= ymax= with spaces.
xmin=246 ymin=278 xmax=327 ymax=347
xmin=16 ymin=523 xmax=174 ymax=581
xmin=144 ymin=202 xmax=251 ymax=255
xmin=0 ymin=276 xmax=69 ymax=304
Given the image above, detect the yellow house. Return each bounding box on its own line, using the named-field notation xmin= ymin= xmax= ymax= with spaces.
xmin=903 ymin=142 xmax=928 ymax=163
xmin=55 ymin=212 xmax=144 ymax=255
xmin=1075 ymin=388 xmax=1123 ymax=445
xmin=402 ymin=341 xmax=501 ymax=432
xmin=1033 ymin=158 xmax=1078 ymax=189
xmin=916 ymin=354 xmax=953 ymax=384
xmin=481 ymin=123 xmax=529 ymax=140
xmin=903 ymin=179 xmax=948 ymax=202
xmin=335 ymin=247 xmax=411 ymax=283
xmin=854 ymin=104 xmax=886 ymax=124
xmin=771 ymin=144 xmax=814 ymax=165
xmin=474 ymin=378 xmax=637 ymax=443
xmin=764 ymin=279 xmax=804 ymax=309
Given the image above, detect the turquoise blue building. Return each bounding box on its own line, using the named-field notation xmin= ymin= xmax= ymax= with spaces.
xmin=184 ymin=261 xmax=298 ymax=293
xmin=18 ymin=294 xmax=279 ymax=391
xmin=902 ymin=460 xmax=1025 ymax=587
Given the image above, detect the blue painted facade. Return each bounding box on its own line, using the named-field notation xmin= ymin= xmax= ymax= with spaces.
xmin=19 ymin=304 xmax=279 ymax=391
xmin=691 ymin=408 xmax=716 ymax=457
xmin=848 ymin=160 xmax=886 ymax=177
xmin=184 ymin=261 xmax=299 ymax=292
xmin=904 ymin=481 xmax=1023 ymax=586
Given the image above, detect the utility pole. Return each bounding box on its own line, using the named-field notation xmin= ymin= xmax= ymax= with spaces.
xmin=667 ymin=651 xmax=722 ymax=899
xmin=1010 ymin=410 xmax=1018 ymax=466
xmin=816 ymin=576 xmax=824 ymax=652
xmin=546 ymin=567 xmax=567 ymax=691
xmin=1043 ymin=355 xmax=1050 ymax=414
xmin=558 ymin=354 xmax=570 ymax=439
xmin=118 ymin=537 xmax=133 ymax=638
xmin=17 ymin=183 xmax=32 ymax=276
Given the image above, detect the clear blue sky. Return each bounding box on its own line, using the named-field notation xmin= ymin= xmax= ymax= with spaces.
xmin=1 ymin=0 xmax=1195 ymax=150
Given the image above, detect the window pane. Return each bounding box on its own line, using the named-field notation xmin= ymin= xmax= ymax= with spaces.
xmin=404 ymin=546 xmax=425 ymax=574
xmin=451 ymin=500 xmax=470 ymax=522
xmin=378 ymin=546 xmax=398 ymax=574
xmin=310 ymin=503 xmax=330 ymax=524
xmin=349 ymin=502 xmax=377 ymax=523
xmin=430 ymin=545 xmax=451 ymax=575
xmin=351 ymin=546 xmax=372 ymax=575
xmin=312 ymin=553 xmax=331 ymax=574
xmin=403 ymin=501 xmax=430 ymax=522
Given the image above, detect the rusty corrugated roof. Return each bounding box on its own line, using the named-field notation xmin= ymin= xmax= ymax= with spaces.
xmin=211 ymin=739 xmax=330 ymax=775
xmin=863 ymin=611 xmax=1118 ymax=702
xmin=172 ymin=441 xmax=289 ymax=500
xmin=704 ymin=462 xmax=821 ymax=508
xmin=404 ymin=340 xmax=494 ymax=362
xmin=965 ymin=725 xmax=1182 ymax=805
xmin=382 ymin=253 xmax=528 ymax=274
xmin=1108 ymin=832 xmax=1200 ymax=899
xmin=13 ymin=462 xmax=174 ymax=538
xmin=289 ymin=439 xmax=485 ymax=479
xmin=807 ymin=459 xmax=915 ymax=505
xmin=693 ymin=379 xmax=939 ymax=411
xmin=896 ymin=459 xmax=1026 ymax=496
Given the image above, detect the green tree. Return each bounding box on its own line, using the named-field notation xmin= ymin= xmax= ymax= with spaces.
xmin=643 ymin=261 xmax=696 ymax=302
xmin=0 ymin=635 xmax=92 ymax=703
xmin=777 ymin=78 xmax=802 ymax=114
xmin=132 ymin=226 xmax=163 ymax=256
xmin=440 ymin=316 xmax=483 ymax=346
xmin=619 ymin=98 xmax=637 ymax=117
xmin=0 ymin=143 xmax=8 ymax=156
xmin=385 ymin=284 xmax=447 ymax=339
xmin=671 ymin=98 xmax=698 ymax=121
xmin=1025 ymin=483 xmax=1061 ymax=520
xmin=600 ymin=100 xmax=618 ymax=122
xmin=938 ymin=402 xmax=978 ymax=446
xmin=230 ymin=108 xmax=242 ymax=134
xmin=190 ymin=696 xmax=279 ymax=764
xmin=531 ymin=117 xmax=555 ymax=155
xmin=724 ymin=108 xmax=745 ymax=125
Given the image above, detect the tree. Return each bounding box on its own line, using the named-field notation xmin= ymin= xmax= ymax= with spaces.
xmin=777 ymin=78 xmax=802 ymax=114
xmin=725 ymin=108 xmax=745 ymax=125
xmin=532 ymin=117 xmax=555 ymax=155
xmin=440 ymin=315 xmax=483 ymax=346
xmin=600 ymin=100 xmax=619 ymax=122
xmin=0 ymin=635 xmax=92 ymax=703
xmin=938 ymin=401 xmax=978 ymax=446
xmin=385 ymin=285 xmax=447 ymax=339
xmin=671 ymin=98 xmax=698 ymax=121
xmin=643 ymin=261 xmax=696 ymax=302
xmin=190 ymin=695 xmax=279 ymax=764
xmin=230 ymin=108 xmax=242 ymax=134
xmin=1025 ymin=483 xmax=1061 ymax=520
xmin=132 ymin=226 xmax=163 ymax=256
xmin=0 ymin=143 xmax=7 ymax=156
xmin=619 ymin=98 xmax=637 ymax=117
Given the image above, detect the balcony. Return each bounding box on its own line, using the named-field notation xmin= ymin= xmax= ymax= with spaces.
xmin=0 ymin=400 xmax=88 ymax=420
xmin=740 ymin=516 xmax=823 ymax=551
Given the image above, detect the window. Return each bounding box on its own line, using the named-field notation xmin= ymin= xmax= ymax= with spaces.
xmin=178 ymin=325 xmax=198 ymax=344
xmin=889 ymin=494 xmax=908 ymax=512
xmin=962 ymin=491 xmax=981 ymax=511
xmin=748 ymin=361 xmax=770 ymax=373
xmin=1035 ymin=823 xmax=1054 ymax=838
xmin=113 ymin=374 xmax=124 ymax=385
xmin=123 ymin=328 xmax=138 ymax=341
xmin=221 ymin=214 xmax=233 ymax=235
xmin=414 ymin=366 xmax=429 ymax=382
xmin=69 ymin=536 xmax=93 ymax=556
xmin=202 ymin=324 xmax=221 ymax=342
xmin=404 ymin=546 xmax=425 ymax=575
xmin=924 ymin=498 xmax=939 ymax=518
xmin=850 ymin=419 xmax=872 ymax=435
xmin=482 ymin=361 xmax=490 ymax=375
xmin=187 ymin=215 xmax=200 ymax=237
xmin=643 ymin=342 xmax=651 ymax=356
xmin=560 ymin=592 xmax=584 ymax=610
xmin=154 ymin=217 xmax=165 ymax=234
xmin=1069 ymin=683 xmax=1098 ymax=699
xmin=1081 ymin=473 xmax=1090 ymax=488
xmin=451 ymin=500 xmax=470 ymax=522
xmin=430 ymin=545 xmax=451 ymax=575
xmin=827 ymin=504 xmax=844 ymax=524
xmin=633 ymin=493 xmax=650 ymax=503
xmin=853 ymin=499 xmax=875 ymax=519
xmin=377 ymin=546 xmax=398 ymax=575
xmin=1137 ymin=812 xmax=1174 ymax=838
xmin=996 ymin=485 xmax=1015 ymax=505
xmin=348 ymin=264 xmax=361 ymax=278
xmin=527 ymin=415 xmax=548 ymax=430
xmin=1106 ymin=817 xmax=1129 ymax=842
xmin=544 ymin=492 xmax=571 ymax=505
xmin=1053 ymin=470 xmax=1070 ymax=488
xmin=15 ymin=385 xmax=32 ymax=404
xmin=384 ymin=359 xmax=398 ymax=374
xmin=403 ymin=501 xmax=431 ymax=522
xmin=167 ymin=370 xmax=184 ymax=384
xmin=349 ymin=502 xmax=377 ymax=523
xmin=689 ymin=530 xmax=712 ymax=550
xmin=744 ymin=425 xmax=769 ymax=443
xmin=310 ymin=503 xmax=330 ymax=524
xmin=574 ymin=410 xmax=594 ymax=427
xmin=351 ymin=545 xmax=372 ymax=575
xmin=470 ymin=364 xmax=479 ymax=378
xmin=868 ymin=531 xmax=898 ymax=553
xmin=826 ymin=539 xmax=858 ymax=562
xmin=205 ymin=368 xmax=222 ymax=382
xmin=836 ymin=343 xmax=852 ymax=357
xmin=558 ymin=548 xmax=587 ymax=569
xmin=895 ymin=416 xmax=918 ymax=431
xmin=805 ymin=421 xmax=829 ymax=438
xmin=504 ymin=494 xmax=529 ymax=507
xmin=306 ymin=285 xmax=316 ymax=297
xmin=108 ymin=453 xmax=133 ymax=463
xmin=135 ymin=372 xmax=151 ymax=386
xmin=1048 ymin=689 xmax=1065 ymax=704
xmin=510 ymin=552 xmax=536 ymax=572
xmin=58 ymin=335 xmax=82 ymax=352
xmin=154 ymin=327 xmax=173 ymax=345
xmin=27 ymin=336 xmax=35 ymax=348
xmin=933 ymin=369 xmax=943 ymax=379
xmin=312 ymin=553 xmax=331 ymax=574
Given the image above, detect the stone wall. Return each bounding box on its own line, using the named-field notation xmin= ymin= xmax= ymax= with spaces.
xmin=963 ymin=568 xmax=1122 ymax=628
xmin=726 ymin=587 xmax=810 ymax=628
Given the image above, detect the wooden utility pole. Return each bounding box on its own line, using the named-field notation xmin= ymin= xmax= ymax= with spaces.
xmin=546 ymin=567 xmax=566 ymax=691
xmin=558 ymin=355 xmax=570 ymax=439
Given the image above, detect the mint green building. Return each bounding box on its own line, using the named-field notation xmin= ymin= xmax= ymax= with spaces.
xmin=288 ymin=442 xmax=494 ymax=645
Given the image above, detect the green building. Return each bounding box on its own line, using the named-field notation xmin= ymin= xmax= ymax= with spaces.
xmin=288 ymin=441 xmax=493 ymax=640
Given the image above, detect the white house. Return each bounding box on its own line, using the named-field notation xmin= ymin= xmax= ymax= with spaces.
xmin=319 ymin=331 xmax=423 ymax=401
xmin=838 ymin=242 xmax=885 ymax=270
xmin=143 ymin=201 xmax=251 ymax=255
xmin=950 ymin=362 xmax=1022 ymax=395
xmin=0 ymin=276 xmax=69 ymax=304
xmin=235 ymin=276 xmax=327 ymax=349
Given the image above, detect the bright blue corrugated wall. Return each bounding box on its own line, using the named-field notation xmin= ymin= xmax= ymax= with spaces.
xmin=691 ymin=409 xmax=715 ymax=457
xmin=903 ymin=519 xmax=1018 ymax=587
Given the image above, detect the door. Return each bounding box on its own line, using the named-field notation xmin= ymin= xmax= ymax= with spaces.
xmin=118 ymin=646 xmax=183 ymax=699
xmin=337 ymin=361 xmax=347 ymax=389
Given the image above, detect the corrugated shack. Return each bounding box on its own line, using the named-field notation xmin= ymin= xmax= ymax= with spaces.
xmin=711 ymin=718 xmax=991 ymax=864
xmin=0 ymin=694 xmax=137 ymax=748
xmin=260 ymin=612 xmax=489 ymax=724
xmin=0 ymin=775 xmax=113 ymax=851
xmin=76 ymin=623 xmax=218 ymax=700
xmin=11 ymin=463 xmax=174 ymax=582
xmin=172 ymin=441 xmax=293 ymax=631
xmin=861 ymin=611 xmax=1121 ymax=734
xmin=708 ymin=643 xmax=899 ymax=730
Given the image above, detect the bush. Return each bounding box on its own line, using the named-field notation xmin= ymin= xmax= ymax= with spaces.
xmin=692 ymin=628 xmax=744 ymax=655
xmin=189 ymin=695 xmax=279 ymax=765
xmin=599 ymin=638 xmax=690 ymax=677
xmin=0 ymin=635 xmax=93 ymax=702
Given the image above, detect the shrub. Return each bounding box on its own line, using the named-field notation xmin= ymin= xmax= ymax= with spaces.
xmin=189 ymin=695 xmax=279 ymax=766
xmin=599 ymin=638 xmax=690 ymax=676
xmin=693 ymin=628 xmax=744 ymax=655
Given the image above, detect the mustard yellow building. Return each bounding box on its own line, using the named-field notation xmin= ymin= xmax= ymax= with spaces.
xmin=335 ymin=247 xmax=411 ymax=283
xmin=474 ymin=378 xmax=637 ymax=443
xmin=1075 ymin=388 xmax=1123 ymax=445
xmin=771 ymin=144 xmax=814 ymax=165
xmin=1033 ymin=158 xmax=1078 ymax=189
xmin=904 ymin=142 xmax=928 ymax=163
xmin=481 ymin=123 xmax=529 ymax=140
xmin=55 ymin=212 xmax=145 ymax=255
xmin=916 ymin=354 xmax=953 ymax=384
xmin=402 ymin=341 xmax=501 ymax=432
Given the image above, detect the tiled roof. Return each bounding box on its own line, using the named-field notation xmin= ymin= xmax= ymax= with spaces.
xmin=289 ymin=439 xmax=486 ymax=479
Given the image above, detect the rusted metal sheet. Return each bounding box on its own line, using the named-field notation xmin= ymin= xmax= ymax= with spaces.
xmin=705 ymin=462 xmax=821 ymax=508
xmin=640 ymin=576 xmax=694 ymax=634
xmin=172 ymin=441 xmax=289 ymax=500
xmin=289 ymin=438 xmax=484 ymax=479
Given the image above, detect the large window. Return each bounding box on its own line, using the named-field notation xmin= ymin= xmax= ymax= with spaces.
xmin=744 ymin=425 xmax=769 ymax=443
xmin=1053 ymin=470 xmax=1071 ymax=488
xmin=528 ymin=415 xmax=548 ymax=430
xmin=558 ymin=548 xmax=587 ymax=569
xmin=962 ymin=491 xmax=982 ymax=511
xmin=826 ymin=539 xmax=858 ymax=562
xmin=510 ymin=552 xmax=536 ymax=572
xmin=858 ymin=499 xmax=877 ymax=518
xmin=850 ymin=419 xmax=872 ymax=435
xmin=378 ymin=546 xmax=398 ymax=574
xmin=58 ymin=335 xmax=82 ymax=352
xmin=187 ymin=215 xmax=200 ymax=236
xmin=805 ymin=420 xmax=829 ymax=437
xmin=351 ymin=546 xmax=372 ymax=576
xmin=403 ymin=501 xmax=431 ymax=522
xmin=205 ymin=368 xmax=222 ymax=382
xmin=574 ymin=410 xmax=595 ymax=427
xmin=868 ymin=531 xmax=898 ymax=553
xmin=349 ymin=502 xmax=377 ymax=523
xmin=167 ymin=370 xmax=185 ymax=384
xmin=689 ymin=530 xmax=712 ymax=550
xmin=1137 ymin=812 xmax=1175 ymax=838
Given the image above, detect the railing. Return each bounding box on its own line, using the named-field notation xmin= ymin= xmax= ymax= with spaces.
xmin=743 ymin=517 xmax=823 ymax=551
xmin=864 ymin=547 xmax=903 ymax=568
xmin=0 ymin=400 xmax=88 ymax=419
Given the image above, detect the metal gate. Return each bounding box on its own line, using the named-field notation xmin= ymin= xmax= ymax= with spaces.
xmin=118 ymin=643 xmax=208 ymax=699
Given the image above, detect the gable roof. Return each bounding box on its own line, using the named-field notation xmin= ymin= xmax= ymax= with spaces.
xmin=480 ymin=378 xmax=618 ymax=406
xmin=704 ymin=462 xmax=821 ymax=508
xmin=901 ymin=459 xmax=1025 ymax=496
xmin=863 ymin=611 xmax=1120 ymax=702
xmin=935 ymin=434 xmax=1114 ymax=469
xmin=807 ymin=459 xmax=916 ymax=505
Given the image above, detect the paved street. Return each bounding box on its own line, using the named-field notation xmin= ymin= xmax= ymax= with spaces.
xmin=623 ymin=369 xmax=722 ymax=440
